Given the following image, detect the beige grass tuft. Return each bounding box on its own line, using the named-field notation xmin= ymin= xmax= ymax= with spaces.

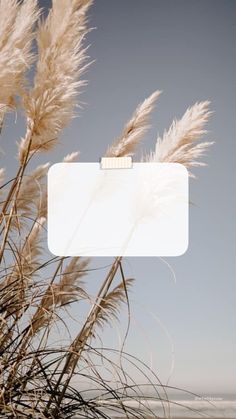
xmin=148 ymin=101 xmax=213 ymax=173
xmin=106 ymin=90 xmax=161 ymax=157
xmin=19 ymin=0 xmax=93 ymax=163
xmin=0 ymin=0 xmax=39 ymax=113
xmin=31 ymin=257 xmax=89 ymax=334
xmin=13 ymin=163 xmax=49 ymax=226
xmin=63 ymin=151 xmax=80 ymax=162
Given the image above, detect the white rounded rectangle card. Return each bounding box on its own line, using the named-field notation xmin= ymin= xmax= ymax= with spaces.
xmin=47 ymin=161 xmax=189 ymax=257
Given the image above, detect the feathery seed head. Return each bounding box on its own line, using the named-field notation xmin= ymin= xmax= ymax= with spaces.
xmin=106 ymin=90 xmax=161 ymax=157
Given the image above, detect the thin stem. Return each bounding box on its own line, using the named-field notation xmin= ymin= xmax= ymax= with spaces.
xmin=0 ymin=128 xmax=33 ymax=264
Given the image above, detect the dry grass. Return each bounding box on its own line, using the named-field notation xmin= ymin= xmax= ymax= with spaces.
xmin=147 ymin=101 xmax=213 ymax=175
xmin=0 ymin=0 xmax=39 ymax=116
xmin=106 ymin=90 xmax=161 ymax=157
xmin=19 ymin=0 xmax=92 ymax=163
xmin=0 ymin=1 xmax=213 ymax=418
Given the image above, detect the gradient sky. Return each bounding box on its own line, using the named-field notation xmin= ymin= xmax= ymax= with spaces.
xmin=2 ymin=0 xmax=236 ymax=395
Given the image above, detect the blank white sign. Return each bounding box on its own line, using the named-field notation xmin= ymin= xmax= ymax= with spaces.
xmin=47 ymin=162 xmax=188 ymax=257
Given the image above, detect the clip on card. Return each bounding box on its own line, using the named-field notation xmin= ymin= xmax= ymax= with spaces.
xmin=100 ymin=156 xmax=133 ymax=170
xmin=48 ymin=158 xmax=189 ymax=257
